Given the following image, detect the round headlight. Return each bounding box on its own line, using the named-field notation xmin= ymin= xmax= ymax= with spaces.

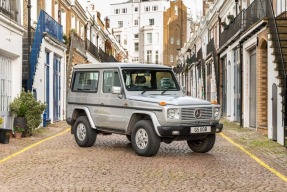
xmin=214 ymin=108 xmax=220 ymax=118
xmin=167 ymin=108 xmax=176 ymax=119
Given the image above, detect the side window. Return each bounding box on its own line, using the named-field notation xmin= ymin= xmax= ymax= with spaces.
xmin=72 ymin=71 xmax=99 ymax=92
xmin=103 ymin=71 xmax=121 ymax=93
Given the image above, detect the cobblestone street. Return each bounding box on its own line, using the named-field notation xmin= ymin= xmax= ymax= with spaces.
xmin=0 ymin=120 xmax=286 ymax=192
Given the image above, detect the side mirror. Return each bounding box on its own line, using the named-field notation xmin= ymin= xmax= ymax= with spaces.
xmin=111 ymin=86 xmax=124 ymax=99
xmin=111 ymin=86 xmax=121 ymax=94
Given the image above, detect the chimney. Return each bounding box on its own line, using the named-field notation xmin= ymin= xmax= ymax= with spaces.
xmin=97 ymin=11 xmax=101 ymax=19
xmin=105 ymin=17 xmax=110 ymax=28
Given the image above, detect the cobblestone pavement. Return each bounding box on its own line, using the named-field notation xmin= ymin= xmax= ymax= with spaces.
xmin=0 ymin=119 xmax=286 ymax=192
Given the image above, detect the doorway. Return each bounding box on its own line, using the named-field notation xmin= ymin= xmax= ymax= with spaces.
xmin=249 ymin=49 xmax=257 ymax=128
xmin=272 ymin=83 xmax=277 ymax=141
xmin=53 ymin=56 xmax=61 ymax=121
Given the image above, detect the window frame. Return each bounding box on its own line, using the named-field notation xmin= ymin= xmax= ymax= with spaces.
xmin=134 ymin=19 xmax=139 ymax=26
xmin=71 ymin=71 xmax=99 ymax=93
xmin=122 ymin=8 xmax=127 ymax=14
xmin=118 ymin=21 xmax=123 ymax=28
xmin=134 ymin=42 xmax=139 ymax=52
xmin=149 ymin=18 xmax=154 ymax=26
xmin=102 ymin=70 xmax=121 ymax=93
xmin=114 ymin=9 xmax=120 ymax=14
xmin=147 ymin=33 xmax=152 ymax=44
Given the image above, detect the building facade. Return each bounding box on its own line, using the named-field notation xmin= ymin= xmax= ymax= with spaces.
xmin=163 ymin=0 xmax=187 ymax=66
xmin=0 ymin=0 xmax=25 ymax=130
xmin=110 ymin=0 xmax=188 ymax=65
xmin=177 ymin=0 xmax=287 ymax=147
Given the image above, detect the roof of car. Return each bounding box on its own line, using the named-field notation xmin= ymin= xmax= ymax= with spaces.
xmin=73 ymin=63 xmax=172 ymax=70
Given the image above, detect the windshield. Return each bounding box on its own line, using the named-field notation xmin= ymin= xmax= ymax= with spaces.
xmin=122 ymin=69 xmax=180 ymax=91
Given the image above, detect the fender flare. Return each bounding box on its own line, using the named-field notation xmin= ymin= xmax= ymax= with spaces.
xmin=73 ymin=107 xmax=97 ymax=129
xmin=130 ymin=110 xmax=162 ymax=136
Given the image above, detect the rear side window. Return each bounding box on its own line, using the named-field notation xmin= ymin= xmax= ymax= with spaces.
xmin=72 ymin=71 xmax=99 ymax=92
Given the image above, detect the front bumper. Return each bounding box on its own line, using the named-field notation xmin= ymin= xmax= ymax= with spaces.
xmin=157 ymin=123 xmax=223 ymax=137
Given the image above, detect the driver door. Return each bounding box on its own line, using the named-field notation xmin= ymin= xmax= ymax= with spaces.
xmin=99 ymin=70 xmax=126 ymax=131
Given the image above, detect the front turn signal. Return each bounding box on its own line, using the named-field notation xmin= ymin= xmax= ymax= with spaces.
xmin=159 ymin=101 xmax=166 ymax=106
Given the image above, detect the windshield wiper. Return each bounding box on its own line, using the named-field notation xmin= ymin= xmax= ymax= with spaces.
xmin=141 ymin=90 xmax=146 ymax=94
xmin=161 ymin=90 xmax=168 ymax=95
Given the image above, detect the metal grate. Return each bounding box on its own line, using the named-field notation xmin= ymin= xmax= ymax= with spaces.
xmin=181 ymin=107 xmax=213 ymax=121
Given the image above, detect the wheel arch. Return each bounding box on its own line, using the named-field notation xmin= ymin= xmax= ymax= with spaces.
xmin=71 ymin=107 xmax=96 ymax=129
xmin=127 ymin=111 xmax=161 ymax=136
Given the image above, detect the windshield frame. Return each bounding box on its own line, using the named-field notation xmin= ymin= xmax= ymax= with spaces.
xmin=121 ymin=68 xmax=180 ymax=92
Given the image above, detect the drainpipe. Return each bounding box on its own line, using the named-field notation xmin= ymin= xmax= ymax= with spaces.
xmin=239 ymin=42 xmax=243 ymax=127
xmin=235 ymin=0 xmax=238 ymax=15
xmin=217 ymin=16 xmax=221 ymax=104
xmin=27 ymin=0 xmax=31 ymax=91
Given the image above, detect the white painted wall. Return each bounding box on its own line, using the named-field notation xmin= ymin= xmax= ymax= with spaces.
xmin=31 ymin=0 xmax=38 ymax=25
xmin=45 ymin=0 xmax=52 ymax=16
xmin=0 ymin=15 xmax=24 ymax=129
xmin=0 ymin=31 xmax=22 ymax=93
xmin=267 ymin=35 xmax=284 ymax=145
xmin=110 ymin=0 xmax=169 ymax=63
xmin=33 ymin=37 xmax=66 ymax=124
xmin=242 ymin=36 xmax=257 ymax=128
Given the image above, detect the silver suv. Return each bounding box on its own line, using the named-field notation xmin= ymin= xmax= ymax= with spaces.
xmin=66 ymin=63 xmax=223 ymax=156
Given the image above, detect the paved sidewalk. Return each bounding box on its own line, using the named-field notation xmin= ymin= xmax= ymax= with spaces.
xmin=1 ymin=119 xmax=286 ymax=176
xmin=220 ymin=119 xmax=287 ymax=176
xmin=0 ymin=121 xmax=69 ymax=160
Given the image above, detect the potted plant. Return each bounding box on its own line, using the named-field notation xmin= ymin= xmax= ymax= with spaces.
xmin=14 ymin=126 xmax=24 ymax=139
xmin=9 ymin=91 xmax=28 ymax=135
xmin=10 ymin=90 xmax=46 ymax=137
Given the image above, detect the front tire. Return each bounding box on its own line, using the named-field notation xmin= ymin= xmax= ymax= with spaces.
xmin=131 ymin=120 xmax=160 ymax=157
xmin=74 ymin=116 xmax=97 ymax=147
xmin=187 ymin=134 xmax=216 ymax=153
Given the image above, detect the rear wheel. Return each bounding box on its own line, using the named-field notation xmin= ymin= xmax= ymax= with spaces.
xmin=187 ymin=134 xmax=215 ymax=153
xmin=74 ymin=116 xmax=97 ymax=147
xmin=131 ymin=120 xmax=160 ymax=157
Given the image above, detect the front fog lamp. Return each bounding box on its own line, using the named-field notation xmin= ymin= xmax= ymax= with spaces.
xmin=167 ymin=108 xmax=176 ymax=119
xmin=214 ymin=108 xmax=220 ymax=118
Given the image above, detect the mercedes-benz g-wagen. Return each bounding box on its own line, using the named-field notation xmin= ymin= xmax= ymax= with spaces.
xmin=66 ymin=63 xmax=223 ymax=156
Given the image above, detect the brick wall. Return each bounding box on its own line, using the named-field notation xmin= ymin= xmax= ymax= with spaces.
xmin=163 ymin=0 xmax=188 ymax=66
xmin=256 ymin=30 xmax=269 ymax=128
xmin=23 ymin=0 xmax=28 ymax=29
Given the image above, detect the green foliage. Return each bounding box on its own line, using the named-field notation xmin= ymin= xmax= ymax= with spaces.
xmin=14 ymin=126 xmax=24 ymax=133
xmin=10 ymin=91 xmax=46 ymax=132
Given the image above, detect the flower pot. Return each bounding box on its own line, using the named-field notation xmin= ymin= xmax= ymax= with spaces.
xmin=13 ymin=117 xmax=28 ymax=137
xmin=15 ymin=132 xmax=22 ymax=139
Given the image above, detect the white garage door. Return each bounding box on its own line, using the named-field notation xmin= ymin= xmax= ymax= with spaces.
xmin=0 ymin=56 xmax=12 ymax=114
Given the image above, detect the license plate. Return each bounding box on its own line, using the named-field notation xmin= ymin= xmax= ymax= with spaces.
xmin=190 ymin=126 xmax=211 ymax=133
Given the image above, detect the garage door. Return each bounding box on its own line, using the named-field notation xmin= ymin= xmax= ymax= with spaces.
xmin=249 ymin=50 xmax=256 ymax=128
xmin=0 ymin=56 xmax=12 ymax=128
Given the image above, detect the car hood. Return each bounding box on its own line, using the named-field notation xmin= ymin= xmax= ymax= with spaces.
xmin=128 ymin=94 xmax=211 ymax=106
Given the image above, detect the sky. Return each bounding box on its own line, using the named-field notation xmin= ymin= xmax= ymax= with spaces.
xmin=91 ymin=0 xmax=202 ymax=21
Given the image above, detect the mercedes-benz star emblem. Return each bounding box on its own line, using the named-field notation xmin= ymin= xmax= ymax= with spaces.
xmin=194 ymin=109 xmax=201 ymax=118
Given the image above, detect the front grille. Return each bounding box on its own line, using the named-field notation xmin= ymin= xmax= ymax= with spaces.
xmin=181 ymin=107 xmax=213 ymax=121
